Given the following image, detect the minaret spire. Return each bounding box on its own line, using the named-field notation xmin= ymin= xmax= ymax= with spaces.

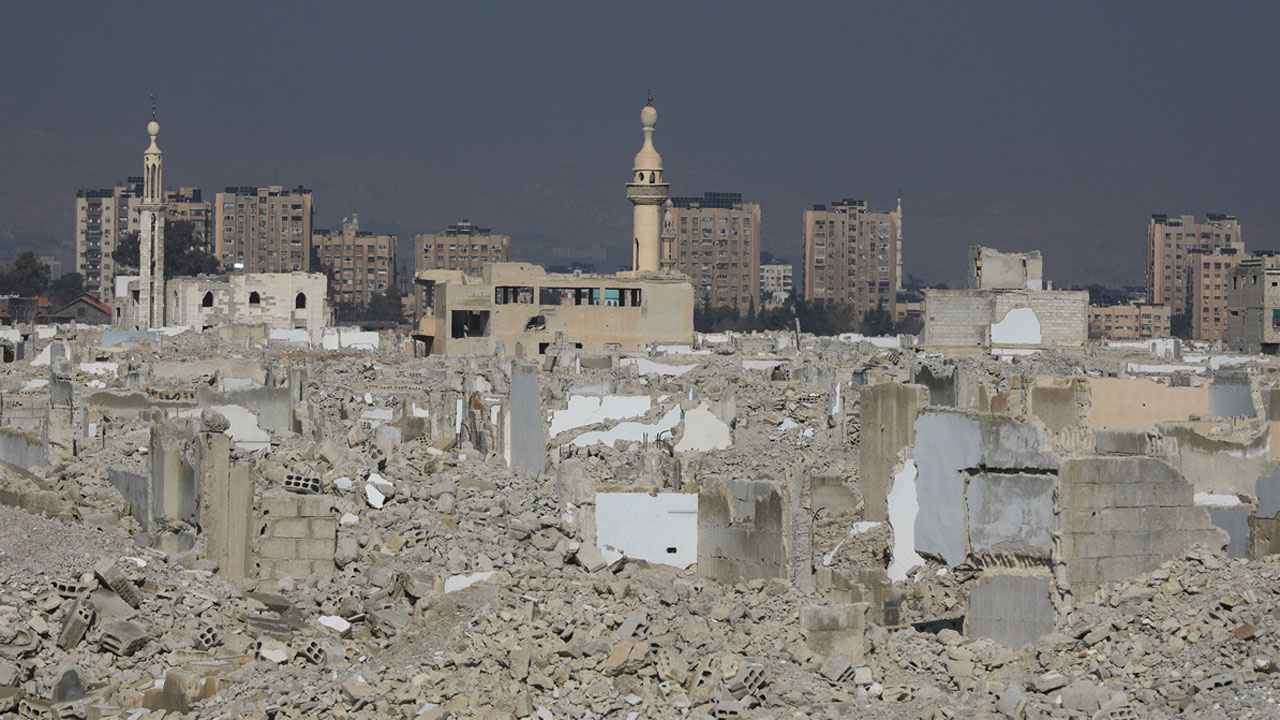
xmin=626 ymin=95 xmax=669 ymax=272
xmin=136 ymin=97 xmax=166 ymax=329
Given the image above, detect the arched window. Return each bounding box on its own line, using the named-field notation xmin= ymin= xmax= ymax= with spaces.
xmin=201 ymin=291 xmax=214 ymax=308
xmin=248 ymin=291 xmax=261 ymax=305
xmin=295 ymin=292 xmax=307 ymax=309
xmin=649 ymin=171 xmax=655 ymax=183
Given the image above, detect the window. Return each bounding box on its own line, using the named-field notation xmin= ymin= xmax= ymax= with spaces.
xmin=295 ymin=292 xmax=307 ymax=309
xmin=248 ymin=291 xmax=261 ymax=304
xmin=202 ymin=291 xmax=214 ymax=308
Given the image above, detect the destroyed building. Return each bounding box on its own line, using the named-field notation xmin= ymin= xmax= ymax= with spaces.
xmin=967 ymin=245 xmax=1045 ymax=290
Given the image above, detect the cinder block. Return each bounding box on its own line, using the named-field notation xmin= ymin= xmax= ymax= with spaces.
xmin=272 ymin=559 xmax=313 ymax=579
xmin=260 ymin=494 xmax=298 ymax=517
xmin=296 ymin=538 xmax=335 ymax=561
xmin=269 ymin=518 xmax=310 ymax=539
xmin=296 ymin=495 xmax=334 ymax=517
xmin=309 ymin=518 xmax=337 ymax=538
xmin=258 ymin=538 xmax=296 ymax=558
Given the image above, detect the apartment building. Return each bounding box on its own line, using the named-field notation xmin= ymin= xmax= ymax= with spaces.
xmin=1089 ymin=303 xmax=1171 ymax=340
xmin=74 ymin=178 xmax=143 ymax=299
xmin=1146 ymin=213 xmax=1243 ymax=317
xmin=661 ymin=192 xmax=760 ymax=312
xmin=313 ymin=214 xmax=397 ymax=306
xmin=803 ymin=198 xmax=902 ymax=319
xmin=213 ymin=185 xmax=314 ymax=273
xmin=759 ymin=263 xmax=793 ymax=308
xmin=163 ymin=187 xmax=212 ymax=250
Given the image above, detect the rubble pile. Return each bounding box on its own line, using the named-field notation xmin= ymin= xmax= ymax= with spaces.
xmin=0 ymin=326 xmax=1277 ymax=717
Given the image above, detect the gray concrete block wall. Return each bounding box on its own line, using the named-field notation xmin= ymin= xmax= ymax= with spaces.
xmin=967 ymin=573 xmax=1054 ymax=648
xmin=255 ymin=492 xmax=336 ymax=580
xmin=0 ymin=427 xmax=46 ymax=471
xmin=859 ymin=383 xmax=928 ymax=521
xmin=1059 ymin=456 xmax=1228 ymax=596
xmin=506 ymin=361 xmax=545 ymax=475
xmin=967 ymin=473 xmax=1054 ymax=557
xmin=698 ymin=480 xmax=788 ymax=583
xmin=923 ymin=292 xmax=992 ymax=347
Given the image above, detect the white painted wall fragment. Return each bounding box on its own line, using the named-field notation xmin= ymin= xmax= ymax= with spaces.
xmin=990 ymin=308 xmax=1042 ymax=346
xmin=620 ymin=357 xmax=696 ymax=376
xmin=674 ymin=402 xmax=732 ymax=453
xmin=595 ymin=492 xmax=697 ymax=568
xmin=887 ymin=459 xmax=925 ymax=582
xmin=549 ymin=394 xmax=652 ymax=437
xmin=569 ymin=405 xmax=681 ymax=448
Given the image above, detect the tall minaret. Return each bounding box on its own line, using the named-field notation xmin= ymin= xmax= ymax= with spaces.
xmin=627 ymin=94 xmax=669 ymax=272
xmin=137 ymin=97 xmax=165 ymax=329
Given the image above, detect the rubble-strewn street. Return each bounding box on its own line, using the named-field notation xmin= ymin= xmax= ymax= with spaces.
xmin=0 ymin=326 xmax=1278 ymax=719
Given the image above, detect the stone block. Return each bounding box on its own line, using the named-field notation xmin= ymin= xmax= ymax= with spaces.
xmin=258 ymin=538 xmax=296 ymax=558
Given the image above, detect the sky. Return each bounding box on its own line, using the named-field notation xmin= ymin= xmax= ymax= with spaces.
xmin=0 ymin=1 xmax=1275 ymax=287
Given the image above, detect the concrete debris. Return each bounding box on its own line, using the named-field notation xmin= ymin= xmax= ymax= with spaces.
xmin=0 ymin=327 xmax=1273 ymax=717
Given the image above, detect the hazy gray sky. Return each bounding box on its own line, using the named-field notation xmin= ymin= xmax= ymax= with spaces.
xmin=1 ymin=1 xmax=1275 ymax=286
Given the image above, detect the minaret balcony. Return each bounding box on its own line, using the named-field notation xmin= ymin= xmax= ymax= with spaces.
xmin=626 ymin=184 xmax=670 ymax=204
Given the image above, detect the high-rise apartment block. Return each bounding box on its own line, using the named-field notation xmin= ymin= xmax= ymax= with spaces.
xmin=314 ymin=214 xmax=397 ymax=306
xmin=759 ymin=263 xmax=793 ymax=308
xmin=214 ymin=186 xmax=313 ymax=273
xmin=414 ymin=220 xmax=509 ymax=275
xmin=1146 ymin=213 xmax=1243 ymax=317
xmin=661 ymin=192 xmax=760 ymax=312
xmin=802 ymin=198 xmax=902 ymax=318
xmin=75 ymin=178 xmax=142 ymax=299
xmin=164 ymin=187 xmax=212 ymax=250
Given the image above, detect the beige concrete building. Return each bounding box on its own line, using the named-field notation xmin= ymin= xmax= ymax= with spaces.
xmin=967 ymin=246 xmax=1044 ymax=290
xmin=75 ymin=178 xmax=143 ymax=299
xmin=414 ymin=263 xmax=692 ymax=356
xmin=759 ymin=262 xmax=793 ymax=308
xmin=1190 ymin=249 xmax=1246 ymax=342
xmin=1089 ymin=303 xmax=1171 ymax=340
xmin=1146 ymin=213 xmax=1243 ymax=317
xmin=164 ymin=187 xmax=212 ymax=250
xmin=1227 ymin=257 xmax=1280 ymax=354
xmin=214 ymin=186 xmax=313 ymax=273
xmin=803 ymin=198 xmax=902 ymax=319
xmin=315 ymin=214 xmax=397 ymax=306
xmin=661 ymin=192 xmax=760 ymax=312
